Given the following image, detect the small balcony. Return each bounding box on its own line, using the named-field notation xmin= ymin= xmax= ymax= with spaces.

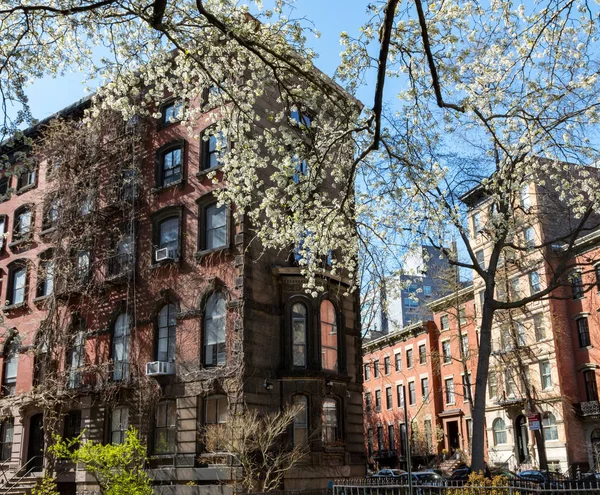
xmin=578 ymin=400 xmax=600 ymax=418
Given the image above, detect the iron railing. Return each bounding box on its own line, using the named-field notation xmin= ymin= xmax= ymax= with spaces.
xmin=579 ymin=400 xmax=600 ymax=417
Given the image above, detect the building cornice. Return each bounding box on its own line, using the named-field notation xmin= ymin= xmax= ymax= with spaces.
xmin=428 ymin=285 xmax=474 ymax=312
xmin=362 ymin=320 xmax=428 ymax=354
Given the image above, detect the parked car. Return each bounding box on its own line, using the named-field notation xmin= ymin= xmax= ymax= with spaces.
xmin=371 ymin=468 xmax=405 ymax=478
xmin=517 ymin=470 xmax=566 ymax=489
xmin=398 ymin=472 xmax=446 ymax=495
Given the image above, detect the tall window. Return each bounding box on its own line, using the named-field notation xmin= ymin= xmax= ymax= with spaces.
xmin=75 ymin=250 xmax=91 ymax=283
xmin=493 ymin=418 xmax=507 ymax=445
xmin=475 ymin=249 xmax=485 ymax=269
xmin=68 ymin=330 xmax=86 ymax=389
xmin=445 ymin=378 xmax=455 ymax=404
xmin=293 ymin=395 xmax=308 ymax=447
xmin=540 ymin=360 xmax=552 ymax=390
xmin=596 ymin=264 xmax=600 ymax=292
xmin=442 ymin=341 xmax=451 ymax=363
xmin=397 ymin=385 xmax=404 ymax=407
xmin=516 ymin=321 xmax=526 ymax=347
xmin=472 ymin=211 xmax=482 ymax=233
xmin=320 ymin=300 xmax=338 ymax=372
xmin=440 ymin=315 xmax=449 ymax=330
xmin=322 ymin=399 xmax=338 ymax=444
xmin=421 ymin=377 xmax=429 ymax=401
xmin=202 ymin=131 xmax=228 ymax=170
xmin=542 ymin=412 xmax=558 ymax=441
xmin=577 ymin=317 xmax=591 ymax=348
xmin=462 ymin=373 xmax=472 ymax=402
xmin=365 ymin=391 xmax=372 ymax=411
xmin=2 ymin=338 xmax=18 ymax=396
xmin=460 ymin=334 xmax=469 ymax=358
xmin=13 ymin=207 xmax=32 ymax=241
xmin=419 ymin=344 xmax=427 ymax=365
xmin=373 ymin=360 xmax=380 ymax=378
xmin=8 ymin=263 xmax=27 ymax=305
xmin=16 ymin=168 xmax=35 ymax=191
xmin=0 ymin=418 xmax=13 ymax=461
xmin=529 ymin=270 xmax=541 ymax=294
xmin=524 ymin=226 xmax=535 ymax=247
xmin=43 ymin=197 xmax=61 ymax=230
xmin=37 ymin=254 xmax=54 ymax=298
xmin=291 ymin=303 xmax=308 ymax=368
xmin=520 ymin=184 xmax=531 ymax=209
xmin=0 ymin=177 xmax=8 ymax=197
xmin=395 ymin=353 xmax=402 ymax=371
xmin=205 ymin=395 xmax=228 ymax=451
xmin=406 ymin=349 xmax=414 ymax=368
xmin=203 ymin=292 xmax=226 ymax=366
xmin=388 ymin=424 xmax=395 ymax=450
xmin=386 ymin=386 xmax=393 ymax=409
xmin=63 ymin=411 xmax=82 ymax=447
xmin=584 ymin=370 xmax=598 ymax=402
xmin=364 ymin=362 xmax=370 ymax=380
xmin=510 ymin=278 xmax=521 ymax=300
xmin=384 ymin=356 xmax=390 ymax=374
xmin=488 ymin=372 xmax=498 ymax=398
xmin=109 ymin=234 xmax=133 ymax=277
xmin=571 ymin=271 xmax=584 ymax=299
xmin=205 ymin=204 xmax=227 ymax=250
xmin=159 ymin=147 xmax=182 ymax=187
xmin=157 ymin=217 xmax=179 ymax=260
xmin=0 ymin=216 xmax=6 ymax=250
xmin=160 ymin=100 xmax=182 ymax=126
xmin=534 ymin=314 xmax=546 ymax=341
xmin=157 ymin=304 xmax=177 ymax=362
xmin=112 ymin=313 xmax=130 ymax=381
xmin=424 ymin=419 xmax=432 ymax=452
xmin=375 ymin=390 xmax=381 ymax=411
xmin=154 ymin=401 xmax=176 ymax=454
xmin=408 ymin=382 xmax=416 ymax=405
xmin=111 ymin=406 xmax=129 ymax=444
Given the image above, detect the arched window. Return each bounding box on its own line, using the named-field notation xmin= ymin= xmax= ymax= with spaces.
xmin=203 ymin=293 xmax=226 ymax=366
xmin=68 ymin=330 xmax=86 ymax=389
xmin=320 ymin=300 xmax=338 ymax=372
xmin=542 ymin=412 xmax=558 ymax=441
xmin=112 ymin=313 xmax=130 ymax=381
xmin=2 ymin=337 xmax=18 ymax=396
xmin=492 ymin=418 xmax=507 ymax=445
xmin=157 ymin=304 xmax=177 ymax=362
xmin=322 ymin=398 xmax=338 ymax=444
xmin=292 ymin=395 xmax=308 ymax=447
xmin=291 ymin=303 xmax=307 ymax=368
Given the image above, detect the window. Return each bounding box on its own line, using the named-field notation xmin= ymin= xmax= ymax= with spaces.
xmin=205 ymin=395 xmax=228 ymax=426
xmin=375 ymin=390 xmax=381 ymax=412
xmin=376 ymin=426 xmax=384 ymax=451
xmin=472 ymin=211 xmax=482 ymax=234
xmin=322 ymin=399 xmax=338 ymax=443
xmin=111 ymin=406 xmax=129 ymax=444
xmin=534 ymin=314 xmax=546 ymax=341
xmin=489 ymin=372 xmax=498 ymax=398
xmin=0 ymin=216 xmax=6 ymax=250
xmin=2 ymin=338 xmax=18 ymax=396
xmin=500 ymin=325 xmax=511 ymax=351
xmin=406 ymin=349 xmax=414 ymax=368
xmin=542 ymin=412 xmax=558 ymax=441
xmin=156 ymin=217 xmax=180 ymax=261
xmin=367 ymin=428 xmax=373 ymax=455
xmin=424 ymin=419 xmax=432 ymax=452
xmin=445 ymin=378 xmax=455 ymax=404
xmin=584 ymin=370 xmax=598 ymax=402
xmin=386 ymin=386 xmax=393 ymax=409
xmin=419 ymin=344 xmax=426 ymax=365
xmin=36 ymin=254 xmax=54 ymax=298
xmin=292 ymin=395 xmax=308 ymax=447
xmin=571 ymin=271 xmax=584 ymax=299
xmin=108 ymin=234 xmax=133 ymax=277
xmin=365 ymin=391 xmax=372 ymax=411
xmin=0 ymin=177 xmax=8 ymax=197
xmin=292 ymin=303 xmax=308 ymax=368
xmin=16 ymin=168 xmax=35 ymax=191
xmin=63 ymin=410 xmax=82 ymax=447
xmin=421 ymin=377 xmax=429 ymax=401
xmin=160 ymin=100 xmax=182 ymax=126
xmin=364 ymin=363 xmax=370 ymax=380
xmin=460 ymin=334 xmax=469 ymax=358
xmin=154 ymin=400 xmax=176 ymax=454
xmin=201 ymin=131 xmax=228 ymax=170
xmin=510 ymin=278 xmax=521 ymax=300
xmin=75 ymin=250 xmax=91 ymax=283
xmin=423 ymin=285 xmax=432 ymax=297
xmin=475 ymin=249 xmax=485 ymax=269
xmin=462 ymin=373 xmax=472 ymax=402
xmin=577 ymin=317 xmax=591 ymax=348
xmin=203 ymin=203 xmax=227 ymax=251
xmin=440 ymin=315 xmax=449 ymax=330
xmin=112 ymin=313 xmax=130 ymax=381
xmin=404 ymin=297 xmax=419 ymax=308
xmin=0 ymin=418 xmax=13 ymax=461
xmin=158 ymin=145 xmax=183 ymax=187
xmin=529 ymin=270 xmax=541 ymax=294
xmin=380 ymin=357 xmax=389 ymax=376
xmin=395 ymin=353 xmax=402 ymax=372
xmin=397 ymin=385 xmax=404 ymax=407
xmin=596 ymin=264 xmax=600 ymax=292
xmin=516 ymin=321 xmax=526 ymax=347
xmin=479 ymin=291 xmax=485 ymax=310
xmin=540 ymin=360 xmax=552 ymax=390
xmin=465 ymin=419 xmax=472 ymax=449
xmin=157 ymin=304 xmax=177 ymax=362
xmin=459 ymin=308 xmax=467 ymax=325
xmin=505 ymin=370 xmax=517 ymax=397
xmin=79 ymin=190 xmax=94 ymax=216
xmin=13 ymin=207 xmax=32 ymax=241
xmin=520 ymin=184 xmax=532 ymax=209
xmin=67 ymin=330 xmax=86 ymax=389
xmin=8 ymin=263 xmax=27 ymax=305
xmin=320 ymin=300 xmax=338 ymax=372
xmin=388 ymin=424 xmax=395 ymax=451
xmin=442 ymin=341 xmax=451 ymax=364
xmin=43 ymin=197 xmax=61 ymax=230
xmin=203 ymin=292 xmax=226 ymax=366
xmin=374 ymin=360 xmax=380 ymax=378
xmin=492 ymin=418 xmax=507 ymax=445
xmin=524 ymin=226 xmax=535 ymax=248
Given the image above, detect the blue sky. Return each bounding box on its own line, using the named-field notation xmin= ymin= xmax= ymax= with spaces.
xmin=22 ymin=1 xmax=374 ymax=122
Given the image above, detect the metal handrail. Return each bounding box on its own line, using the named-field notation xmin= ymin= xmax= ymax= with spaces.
xmin=0 ymin=458 xmax=12 ymax=485
xmin=0 ymin=455 xmax=43 ymax=495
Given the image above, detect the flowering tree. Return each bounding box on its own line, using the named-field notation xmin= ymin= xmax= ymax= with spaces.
xmin=3 ymin=0 xmax=600 ymax=472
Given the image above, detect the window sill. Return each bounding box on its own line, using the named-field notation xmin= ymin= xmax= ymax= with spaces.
xmin=4 ymin=302 xmax=27 ymax=312
xmin=157 ymin=119 xmax=181 ymax=131
xmin=15 ymin=184 xmax=35 ymax=195
xmin=580 ymin=345 xmax=594 ymax=350
xmin=150 ymin=258 xmax=181 ymax=270
xmin=445 ymin=402 xmax=456 ymax=406
xmin=152 ymin=179 xmax=185 ymax=194
xmin=39 ymin=226 xmax=57 ymax=236
xmin=196 ymin=164 xmax=224 ymax=179
xmin=33 ymin=295 xmax=52 ymax=304
xmin=195 ymin=246 xmax=230 ymax=261
xmin=442 ymin=361 xmax=452 ymax=366
xmin=9 ymin=236 xmax=32 ymax=249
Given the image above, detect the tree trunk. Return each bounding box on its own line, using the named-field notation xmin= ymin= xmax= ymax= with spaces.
xmin=471 ymin=296 xmax=495 ymax=473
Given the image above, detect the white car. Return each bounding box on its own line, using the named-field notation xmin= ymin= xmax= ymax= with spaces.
xmin=372 ymin=469 xmax=405 ymax=478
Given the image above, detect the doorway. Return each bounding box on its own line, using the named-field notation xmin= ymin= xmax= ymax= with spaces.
xmin=447 ymin=421 xmax=460 ymax=453
xmin=516 ymin=415 xmax=529 ymax=463
xmin=27 ymin=414 xmax=44 ymax=471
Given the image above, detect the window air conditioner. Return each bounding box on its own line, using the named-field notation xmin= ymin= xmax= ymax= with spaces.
xmin=145 ymin=361 xmax=175 ymax=376
xmin=155 ymin=248 xmax=174 ymax=262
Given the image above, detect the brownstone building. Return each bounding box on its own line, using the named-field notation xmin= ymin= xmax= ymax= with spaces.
xmin=0 ymin=86 xmax=364 ymax=493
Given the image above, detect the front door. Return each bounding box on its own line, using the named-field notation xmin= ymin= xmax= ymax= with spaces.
xmin=27 ymin=414 xmax=44 ymax=471
xmin=447 ymin=421 xmax=460 ymax=453
xmin=516 ymin=415 xmax=528 ymax=463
